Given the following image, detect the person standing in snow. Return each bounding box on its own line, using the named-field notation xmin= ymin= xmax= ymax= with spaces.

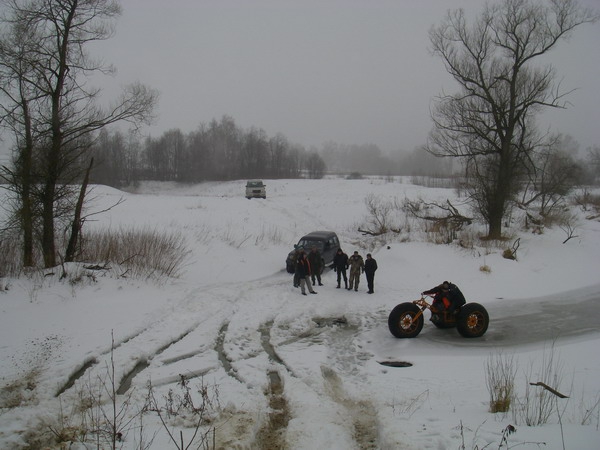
xmin=364 ymin=253 xmax=378 ymax=294
xmin=333 ymin=248 xmax=349 ymax=289
xmin=295 ymin=249 xmax=317 ymax=296
xmin=308 ymin=246 xmax=324 ymax=286
xmin=347 ymin=250 xmax=364 ymax=292
xmin=291 ymin=247 xmax=302 ymax=288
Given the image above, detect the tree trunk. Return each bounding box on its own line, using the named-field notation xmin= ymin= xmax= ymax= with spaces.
xmin=21 ymin=186 xmax=34 ymax=267
xmin=65 ymin=158 xmax=94 ymax=262
xmin=487 ymin=212 xmax=503 ymax=240
xmin=41 ymin=114 xmax=62 ymax=268
xmin=41 ymin=178 xmax=57 ymax=268
xmin=20 ymin=98 xmax=35 ymax=267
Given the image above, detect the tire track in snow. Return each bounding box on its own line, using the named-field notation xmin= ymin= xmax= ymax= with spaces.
xmin=54 ymin=278 xmax=262 ymax=397
xmin=254 ymin=369 xmax=289 ymax=450
xmin=56 ymin=321 xmax=200 ymax=397
xmin=259 ymin=320 xmax=294 ymax=374
xmin=254 ymin=314 xmax=380 ymax=449
xmin=215 ymin=321 xmax=243 ymax=383
xmin=321 ymin=365 xmax=379 ymax=449
xmin=318 ymin=314 xmax=381 ymax=448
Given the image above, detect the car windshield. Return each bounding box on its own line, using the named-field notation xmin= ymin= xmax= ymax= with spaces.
xmin=298 ymin=239 xmax=324 ymax=251
xmin=247 ymin=181 xmax=263 ymax=187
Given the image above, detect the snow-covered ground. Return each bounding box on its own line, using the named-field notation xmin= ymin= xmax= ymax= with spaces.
xmin=1 ymin=177 xmax=599 ymax=449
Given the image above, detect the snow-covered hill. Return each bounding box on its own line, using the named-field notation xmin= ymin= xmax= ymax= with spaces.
xmin=1 ymin=177 xmax=599 ymax=449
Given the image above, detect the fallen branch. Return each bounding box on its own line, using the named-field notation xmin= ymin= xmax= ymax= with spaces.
xmin=529 ymin=382 xmax=569 ymax=399
xmin=84 ymin=264 xmax=111 ymax=271
xmin=404 ymin=198 xmax=472 ymax=231
xmin=357 ymin=227 xmax=401 ymax=236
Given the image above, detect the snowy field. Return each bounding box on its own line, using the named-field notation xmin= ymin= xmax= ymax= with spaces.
xmin=1 ymin=177 xmax=599 ymax=449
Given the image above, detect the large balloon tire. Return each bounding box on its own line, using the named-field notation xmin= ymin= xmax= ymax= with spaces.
xmin=456 ymin=303 xmax=489 ymax=338
xmin=388 ymin=303 xmax=424 ymax=338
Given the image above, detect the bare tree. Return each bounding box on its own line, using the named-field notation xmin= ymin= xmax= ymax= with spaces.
xmin=268 ymin=133 xmax=289 ymax=178
xmin=584 ymin=145 xmax=600 ymax=185
xmin=305 ymin=152 xmax=326 ymax=179
xmin=0 ymin=0 xmax=158 ymax=268
xmin=241 ymin=126 xmax=269 ymax=179
xmin=207 ymin=115 xmax=242 ymax=180
xmin=520 ymin=136 xmax=581 ymax=216
xmin=428 ymin=0 xmax=597 ymax=239
xmin=0 ymin=8 xmax=47 ymax=266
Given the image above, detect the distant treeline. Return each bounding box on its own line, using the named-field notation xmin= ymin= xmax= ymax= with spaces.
xmin=88 ymin=115 xmax=459 ymax=188
xmin=90 ymin=116 xmax=327 ymax=187
xmin=318 ymin=141 xmax=452 ymax=176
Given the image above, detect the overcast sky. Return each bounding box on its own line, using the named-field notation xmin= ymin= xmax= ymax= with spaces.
xmin=92 ymin=0 xmax=600 ymax=154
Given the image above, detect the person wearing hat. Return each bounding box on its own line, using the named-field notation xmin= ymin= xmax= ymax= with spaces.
xmin=364 ymin=253 xmax=378 ymax=294
xmin=422 ymin=281 xmax=466 ymax=313
xmin=333 ymin=248 xmax=349 ymax=289
xmin=347 ymin=250 xmax=364 ymax=292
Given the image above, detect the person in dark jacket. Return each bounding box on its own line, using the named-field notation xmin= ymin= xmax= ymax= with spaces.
xmin=307 ymin=246 xmax=324 ymax=286
xmin=364 ymin=253 xmax=378 ymax=294
xmin=292 ymin=247 xmax=302 ymax=288
xmin=333 ymin=248 xmax=349 ymax=289
xmin=422 ymin=281 xmax=466 ymax=312
xmin=295 ymin=249 xmax=317 ymax=295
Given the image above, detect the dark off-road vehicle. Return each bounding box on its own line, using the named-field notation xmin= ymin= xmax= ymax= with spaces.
xmin=285 ymin=231 xmax=340 ymax=274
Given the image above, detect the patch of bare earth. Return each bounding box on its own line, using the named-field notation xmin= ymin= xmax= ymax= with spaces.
xmin=254 ymin=370 xmax=290 ymax=449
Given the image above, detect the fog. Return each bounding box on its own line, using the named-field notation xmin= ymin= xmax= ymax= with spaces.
xmin=88 ymin=0 xmax=599 ymax=155
xmin=0 ymin=0 xmax=597 ymax=167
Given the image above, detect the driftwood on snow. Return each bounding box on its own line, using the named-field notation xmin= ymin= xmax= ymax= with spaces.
xmin=529 ymin=382 xmax=569 ymax=398
xmin=404 ymin=199 xmax=472 ymax=231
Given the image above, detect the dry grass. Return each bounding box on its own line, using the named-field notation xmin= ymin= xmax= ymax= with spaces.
xmin=79 ymin=226 xmax=190 ymax=279
xmin=0 ymin=231 xmax=23 ymax=278
xmin=515 ymin=344 xmax=568 ymax=427
xmin=0 ymin=226 xmax=190 ymax=280
xmin=479 ymin=264 xmax=491 ymax=273
xmin=486 ymin=351 xmax=517 ymax=414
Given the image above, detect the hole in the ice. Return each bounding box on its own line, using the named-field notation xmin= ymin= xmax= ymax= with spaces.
xmin=313 ymin=316 xmax=348 ymax=327
xmin=378 ymin=360 xmax=413 ymax=368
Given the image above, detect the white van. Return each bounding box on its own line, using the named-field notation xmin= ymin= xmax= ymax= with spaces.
xmin=245 ymin=180 xmax=266 ymax=199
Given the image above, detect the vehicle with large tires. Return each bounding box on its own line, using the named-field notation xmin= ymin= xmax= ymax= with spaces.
xmin=388 ymin=295 xmax=489 ymax=338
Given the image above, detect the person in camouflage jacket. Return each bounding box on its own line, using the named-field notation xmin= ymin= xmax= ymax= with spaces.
xmin=347 ymin=251 xmax=364 ymax=292
xmin=307 ymin=246 xmax=324 ymax=286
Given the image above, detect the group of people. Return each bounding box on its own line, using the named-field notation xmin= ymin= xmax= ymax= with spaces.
xmin=292 ymin=247 xmax=378 ymax=295
xmin=291 ymin=246 xmax=466 ymax=315
xmin=333 ymin=249 xmax=378 ymax=294
xmin=291 ymin=246 xmax=322 ymax=295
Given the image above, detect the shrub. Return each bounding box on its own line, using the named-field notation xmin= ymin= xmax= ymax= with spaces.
xmin=1 ymin=226 xmax=189 ymax=280
xmin=0 ymin=231 xmax=24 ymax=278
xmin=574 ymin=188 xmax=600 ymax=213
xmin=346 ymin=172 xmax=363 ymax=180
xmin=79 ymin=226 xmax=190 ymax=279
xmin=485 ymin=351 xmax=516 ymax=413
xmin=514 ymin=343 xmax=567 ymax=426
